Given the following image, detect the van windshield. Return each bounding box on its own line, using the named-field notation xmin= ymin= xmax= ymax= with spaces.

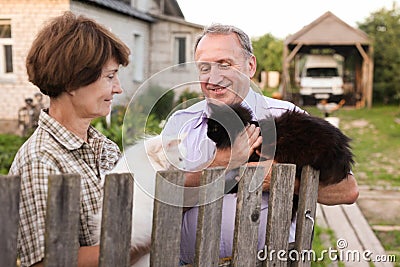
xmin=306 ymin=67 xmax=338 ymax=77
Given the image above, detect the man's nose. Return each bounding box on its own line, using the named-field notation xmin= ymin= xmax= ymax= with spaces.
xmin=207 ymin=65 xmax=224 ymax=85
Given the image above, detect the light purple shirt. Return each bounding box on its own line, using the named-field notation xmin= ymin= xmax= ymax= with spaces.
xmin=162 ymin=89 xmax=302 ymax=264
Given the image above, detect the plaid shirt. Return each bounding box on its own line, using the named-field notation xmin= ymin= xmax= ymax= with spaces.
xmin=9 ymin=110 xmax=121 ymax=267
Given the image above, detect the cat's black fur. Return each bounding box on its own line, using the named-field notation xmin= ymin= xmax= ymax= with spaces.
xmin=207 ymin=102 xmax=354 ymax=202
xmin=207 ymin=103 xmax=354 ymax=219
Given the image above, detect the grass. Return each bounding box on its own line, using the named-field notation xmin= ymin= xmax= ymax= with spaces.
xmin=311 ymin=224 xmax=344 ymax=266
xmin=374 ymin=230 xmax=400 ymax=266
xmin=304 ymin=105 xmax=400 ymax=188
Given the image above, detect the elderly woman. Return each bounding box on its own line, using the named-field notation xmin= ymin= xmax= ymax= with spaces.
xmin=9 ymin=12 xmax=148 ymax=267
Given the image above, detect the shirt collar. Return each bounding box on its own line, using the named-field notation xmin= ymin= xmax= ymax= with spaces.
xmin=38 ymin=109 xmax=106 ymax=150
xmin=242 ymin=89 xmax=258 ymax=119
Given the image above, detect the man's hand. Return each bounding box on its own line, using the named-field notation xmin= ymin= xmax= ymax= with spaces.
xmin=211 ymin=124 xmax=261 ymax=169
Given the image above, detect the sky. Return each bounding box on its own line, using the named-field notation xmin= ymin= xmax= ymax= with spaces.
xmin=176 ymin=0 xmax=399 ymax=39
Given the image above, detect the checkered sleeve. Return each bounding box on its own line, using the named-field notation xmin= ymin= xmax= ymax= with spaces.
xmin=10 ymin=156 xmax=60 ymax=267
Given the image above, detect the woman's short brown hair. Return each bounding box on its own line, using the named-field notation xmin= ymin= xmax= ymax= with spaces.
xmin=26 ymin=11 xmax=130 ymax=98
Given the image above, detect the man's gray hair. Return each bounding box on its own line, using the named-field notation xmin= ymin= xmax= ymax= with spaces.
xmin=194 ymin=23 xmax=253 ymax=57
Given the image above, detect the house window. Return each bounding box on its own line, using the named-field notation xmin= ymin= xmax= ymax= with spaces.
xmin=0 ymin=19 xmax=13 ymax=75
xmin=133 ymin=34 xmax=144 ymax=82
xmin=174 ymin=37 xmax=187 ymax=65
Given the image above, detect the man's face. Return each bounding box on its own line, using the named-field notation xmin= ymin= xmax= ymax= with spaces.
xmin=195 ymin=33 xmax=256 ymax=106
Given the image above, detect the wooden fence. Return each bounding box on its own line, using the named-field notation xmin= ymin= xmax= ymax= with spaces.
xmin=0 ymin=164 xmax=319 ymax=267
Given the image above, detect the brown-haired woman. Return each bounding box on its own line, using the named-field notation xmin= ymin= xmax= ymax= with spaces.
xmin=9 ymin=12 xmax=148 ymax=266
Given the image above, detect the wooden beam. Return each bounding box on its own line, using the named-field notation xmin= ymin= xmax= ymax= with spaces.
xmin=285 ymin=43 xmax=303 ymax=63
xmin=367 ymin=46 xmax=374 ymax=109
xmin=355 ymin=43 xmax=370 ymax=64
xmin=281 ymin=45 xmax=290 ymax=98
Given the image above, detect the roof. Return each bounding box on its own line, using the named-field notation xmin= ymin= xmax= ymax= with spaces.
xmin=79 ymin=0 xmax=155 ymax=22
xmin=149 ymin=12 xmax=203 ymax=29
xmin=285 ymin=11 xmax=370 ymax=46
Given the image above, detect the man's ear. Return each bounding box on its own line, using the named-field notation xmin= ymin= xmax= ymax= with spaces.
xmin=248 ymin=54 xmax=257 ymax=79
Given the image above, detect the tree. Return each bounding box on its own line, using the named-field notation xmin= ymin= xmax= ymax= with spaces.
xmin=357 ymin=3 xmax=400 ymax=104
xmin=252 ymin=34 xmax=283 ymax=84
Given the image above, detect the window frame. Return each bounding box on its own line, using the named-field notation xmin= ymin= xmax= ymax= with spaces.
xmin=172 ymin=33 xmax=191 ymax=69
xmin=0 ymin=19 xmax=15 ymax=81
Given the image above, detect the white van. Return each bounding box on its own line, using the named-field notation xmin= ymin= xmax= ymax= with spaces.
xmin=299 ymin=55 xmax=344 ymax=104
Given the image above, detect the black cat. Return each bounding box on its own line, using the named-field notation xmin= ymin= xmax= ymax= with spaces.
xmin=207 ymin=102 xmax=354 ymax=217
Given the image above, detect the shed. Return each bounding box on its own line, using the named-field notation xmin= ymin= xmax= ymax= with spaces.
xmin=281 ymin=11 xmax=373 ymax=108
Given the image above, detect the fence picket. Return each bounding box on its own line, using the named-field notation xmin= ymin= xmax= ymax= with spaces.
xmin=150 ymin=170 xmax=185 ymax=267
xmin=264 ymin=164 xmax=296 ymax=267
xmin=44 ymin=174 xmax=81 ymax=267
xmin=1 ymin=163 xmax=320 ymax=267
xmin=194 ymin=167 xmax=225 ymax=267
xmin=0 ymin=175 xmax=21 ymax=267
xmin=231 ymin=166 xmax=264 ymax=266
xmin=293 ymin=166 xmax=320 ymax=267
xmin=99 ymin=173 xmax=134 ymax=267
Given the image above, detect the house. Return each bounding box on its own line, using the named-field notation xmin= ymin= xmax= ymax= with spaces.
xmin=0 ymin=0 xmax=204 ymax=134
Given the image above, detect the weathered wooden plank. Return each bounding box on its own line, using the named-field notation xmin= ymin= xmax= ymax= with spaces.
xmin=264 ymin=164 xmax=296 ymax=267
xmin=231 ymin=166 xmax=264 ymax=266
xmin=44 ymin=174 xmax=81 ymax=267
xmin=293 ymin=165 xmax=319 ymax=267
xmin=194 ymin=167 xmax=225 ymax=267
xmin=341 ymin=204 xmax=392 ymax=267
xmin=322 ymin=204 xmax=369 ymax=267
xmin=0 ymin=175 xmax=21 ymax=267
xmin=99 ymin=173 xmax=134 ymax=267
xmin=150 ymin=170 xmax=185 ymax=267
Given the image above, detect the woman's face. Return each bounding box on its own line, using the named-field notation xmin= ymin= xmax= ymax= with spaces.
xmin=70 ymin=58 xmax=122 ymax=119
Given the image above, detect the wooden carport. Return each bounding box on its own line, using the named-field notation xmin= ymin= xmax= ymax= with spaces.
xmin=281 ymin=11 xmax=374 ymax=108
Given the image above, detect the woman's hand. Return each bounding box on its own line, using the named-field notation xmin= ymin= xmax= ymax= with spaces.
xmin=130 ymin=242 xmax=151 ymax=265
xmin=246 ymin=159 xmax=273 ymax=191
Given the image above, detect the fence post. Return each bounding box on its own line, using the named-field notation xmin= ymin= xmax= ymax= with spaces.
xmin=293 ymin=165 xmax=320 ymax=267
xmin=99 ymin=173 xmax=134 ymax=267
xmin=264 ymin=164 xmax=296 ymax=267
xmin=231 ymin=166 xmax=264 ymax=266
xmin=0 ymin=175 xmax=21 ymax=267
xmin=194 ymin=167 xmax=225 ymax=267
xmin=44 ymin=174 xmax=81 ymax=267
xmin=151 ymin=170 xmax=185 ymax=267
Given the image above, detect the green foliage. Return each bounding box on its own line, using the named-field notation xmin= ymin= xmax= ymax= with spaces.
xmin=0 ymin=134 xmax=27 ymax=174
xmin=252 ymin=34 xmax=284 ymax=85
xmin=357 ymin=4 xmax=400 ymax=104
xmin=136 ymin=85 xmax=175 ymax=122
xmin=177 ymin=88 xmax=202 ymax=107
xmin=92 ymin=88 xmax=201 ymax=150
xmin=91 ymin=114 xmax=123 ymax=150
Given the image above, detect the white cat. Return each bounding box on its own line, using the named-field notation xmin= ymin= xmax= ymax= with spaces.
xmin=90 ymin=135 xmax=186 ymax=267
